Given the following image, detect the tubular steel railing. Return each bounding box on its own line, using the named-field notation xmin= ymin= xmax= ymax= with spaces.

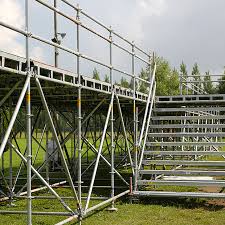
xmin=0 ymin=0 xmax=152 ymax=94
xmin=138 ymin=62 xmax=157 ymax=171
xmin=0 ymin=1 xmax=153 ymax=224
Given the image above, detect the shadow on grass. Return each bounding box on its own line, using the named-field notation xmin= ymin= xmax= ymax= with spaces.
xmin=131 ymin=196 xmax=225 ymax=212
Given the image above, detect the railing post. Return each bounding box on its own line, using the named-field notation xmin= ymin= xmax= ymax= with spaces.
xmin=54 ymin=0 xmax=58 ymax=67
xmin=180 ymin=74 xmax=183 ymax=95
xmin=25 ymin=0 xmax=32 ymax=224
xmin=108 ymin=27 xmax=117 ymax=211
xmin=76 ymin=4 xmax=83 ymax=222
xmin=131 ymin=42 xmax=138 ymax=191
xmin=134 ymin=107 xmax=139 ymax=191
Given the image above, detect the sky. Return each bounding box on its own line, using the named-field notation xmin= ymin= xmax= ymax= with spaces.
xmin=1 ymin=0 xmax=225 ymax=77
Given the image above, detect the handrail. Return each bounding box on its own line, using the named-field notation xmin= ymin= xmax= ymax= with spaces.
xmin=138 ymin=63 xmax=157 ymax=170
xmin=180 ymin=75 xmax=207 ymax=94
xmin=138 ymin=62 xmax=156 ymax=147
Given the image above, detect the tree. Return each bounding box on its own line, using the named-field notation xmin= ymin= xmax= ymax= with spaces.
xmin=180 ymin=61 xmax=188 ymax=94
xmin=203 ymin=71 xmax=214 ymax=94
xmin=191 ymin=63 xmax=202 ymax=94
xmin=180 ymin=61 xmax=188 ymax=76
xmin=138 ymin=69 xmax=148 ymax=94
xmin=217 ymin=68 xmax=225 ymax=94
xmin=93 ymin=68 xmax=100 ymax=80
xmin=217 ymin=76 xmax=225 ymax=94
xmin=104 ymin=74 xmax=110 ymax=83
xmin=120 ymin=77 xmax=130 ymax=88
xmin=154 ymin=57 xmax=180 ymax=96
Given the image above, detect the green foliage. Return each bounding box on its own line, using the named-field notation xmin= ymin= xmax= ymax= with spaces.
xmin=104 ymin=74 xmax=110 ymax=83
xmin=120 ymin=77 xmax=130 ymax=88
xmin=180 ymin=61 xmax=188 ymax=77
xmin=93 ymin=68 xmax=100 ymax=80
xmin=155 ymin=57 xmax=180 ymax=96
xmin=191 ymin=63 xmax=202 ymax=94
xmin=217 ymin=75 xmax=225 ymax=94
xmin=203 ymin=71 xmax=214 ymax=94
xmin=138 ymin=69 xmax=149 ymax=94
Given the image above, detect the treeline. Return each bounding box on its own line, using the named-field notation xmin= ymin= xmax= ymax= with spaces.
xmin=93 ymin=57 xmax=225 ymax=95
xmin=92 ymin=57 xmax=180 ymax=96
xmin=180 ymin=62 xmax=225 ymax=94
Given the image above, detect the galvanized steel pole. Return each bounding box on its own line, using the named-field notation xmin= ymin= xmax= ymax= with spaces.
xmin=54 ymin=0 xmax=59 ymax=67
xmin=132 ymin=42 xmax=138 ymax=191
xmin=109 ymin=27 xmax=116 ymax=211
xmin=25 ymin=0 xmax=32 ymax=223
xmin=76 ymin=5 xmax=83 ymax=220
xmin=9 ymin=97 xmax=13 ymax=206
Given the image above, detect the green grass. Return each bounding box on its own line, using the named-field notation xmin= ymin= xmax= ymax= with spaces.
xmin=1 ymin=135 xmax=225 ymax=224
xmin=1 ymin=194 xmax=225 ymax=225
xmin=81 ymin=200 xmax=225 ymax=225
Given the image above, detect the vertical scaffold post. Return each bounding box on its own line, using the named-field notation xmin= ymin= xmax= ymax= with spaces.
xmin=45 ymin=124 xmax=49 ymax=184
xmin=134 ymin=107 xmax=139 ymax=192
xmin=9 ymin=97 xmax=13 ymax=205
xmin=180 ymin=73 xmax=183 ymax=95
xmin=25 ymin=0 xmax=32 ymax=223
xmin=54 ymin=0 xmax=58 ymax=67
xmin=109 ymin=27 xmax=116 ymax=211
xmin=76 ymin=4 xmax=83 ymax=222
xmin=132 ymin=42 xmax=138 ymax=191
xmin=0 ymin=112 xmax=4 ymax=175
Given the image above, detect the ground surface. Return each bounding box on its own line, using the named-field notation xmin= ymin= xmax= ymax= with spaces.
xmin=1 ymin=196 xmax=225 ymax=225
xmin=1 ymin=136 xmax=225 ymax=224
xmin=80 ymin=198 xmax=225 ymax=225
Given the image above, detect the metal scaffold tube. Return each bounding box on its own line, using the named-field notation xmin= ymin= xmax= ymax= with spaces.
xmin=84 ymin=92 xmax=115 ymax=213
xmin=35 ymin=78 xmax=80 ymax=200
xmin=0 ymin=76 xmax=30 ymax=158
xmin=25 ymin=0 xmax=32 ymax=223
xmin=76 ymin=5 xmax=83 ymax=222
xmin=109 ymin=27 xmax=116 ymax=211
xmin=0 ymin=0 xmax=155 ymax=223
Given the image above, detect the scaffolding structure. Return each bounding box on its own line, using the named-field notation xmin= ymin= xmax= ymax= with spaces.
xmin=0 ymin=1 xmax=154 ymax=224
xmin=2 ymin=1 xmax=225 ymax=225
xmin=135 ymin=75 xmax=225 ymax=199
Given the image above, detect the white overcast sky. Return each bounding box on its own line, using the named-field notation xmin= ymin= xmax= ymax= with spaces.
xmin=1 ymin=0 xmax=225 ymax=76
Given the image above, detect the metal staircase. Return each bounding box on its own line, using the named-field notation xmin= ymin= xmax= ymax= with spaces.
xmin=134 ymin=94 xmax=225 ymax=198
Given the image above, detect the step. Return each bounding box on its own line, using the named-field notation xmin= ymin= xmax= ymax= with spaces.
xmin=142 ymin=160 xmax=225 ymax=166
xmin=152 ymin=115 xmax=225 ymax=121
xmin=154 ymin=107 xmax=225 ymax=112
xmin=144 ymin=151 xmax=225 ymax=156
xmin=146 ymin=142 xmax=225 ymax=147
xmin=137 ymin=179 xmax=225 ymax=187
xmin=139 ymin=170 xmax=225 ymax=176
xmin=150 ymin=124 xmax=225 ymax=129
xmin=156 ymin=94 xmax=225 ymax=104
xmin=148 ymin=133 xmax=225 ymax=138
xmin=133 ymin=191 xmax=225 ymax=198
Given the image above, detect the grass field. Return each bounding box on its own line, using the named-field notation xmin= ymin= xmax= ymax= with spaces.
xmin=82 ymin=199 xmax=225 ymax=225
xmin=1 ymin=135 xmax=225 ymax=224
xmin=1 ymin=196 xmax=225 ymax=225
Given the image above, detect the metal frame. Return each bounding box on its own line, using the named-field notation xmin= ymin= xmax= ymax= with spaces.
xmin=0 ymin=1 xmax=152 ymax=224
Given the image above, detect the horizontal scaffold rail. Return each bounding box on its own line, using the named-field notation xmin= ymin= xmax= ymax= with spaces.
xmin=156 ymin=94 xmax=225 ymax=104
xmin=149 ymin=124 xmax=225 ymax=129
xmin=133 ymin=191 xmax=225 ymax=198
xmin=142 ymin=160 xmax=225 ymax=166
xmin=146 ymin=142 xmax=225 ymax=146
xmin=148 ymin=132 xmax=225 ymax=138
xmin=143 ymin=151 xmax=225 ymax=156
xmin=152 ymin=115 xmax=225 ymax=120
xmin=139 ymin=170 xmax=225 ymax=176
xmin=0 ymin=50 xmax=148 ymax=102
xmin=154 ymin=107 xmax=225 ymax=112
xmin=137 ymin=180 xmax=225 ymax=187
